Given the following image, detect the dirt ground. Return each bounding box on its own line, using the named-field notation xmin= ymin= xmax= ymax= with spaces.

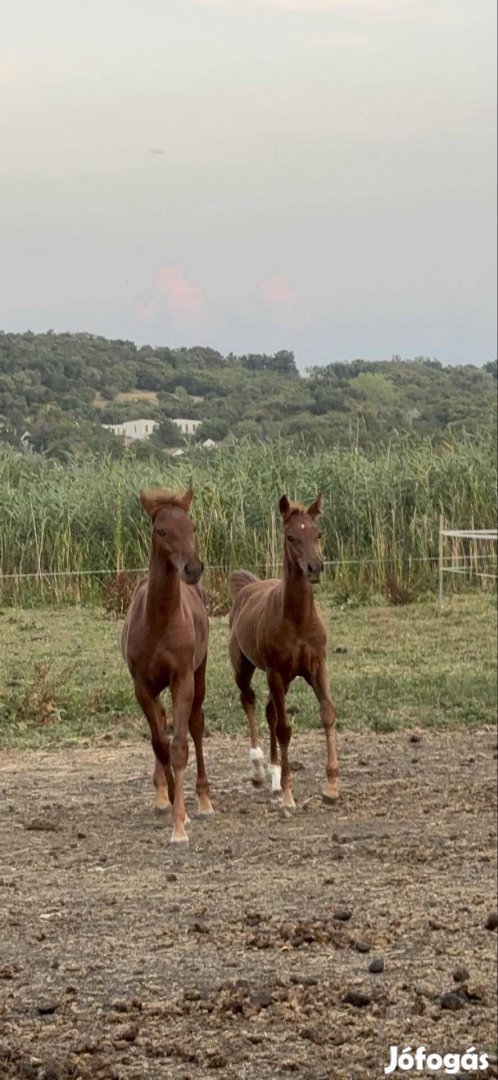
xmin=0 ymin=729 xmax=497 ymax=1080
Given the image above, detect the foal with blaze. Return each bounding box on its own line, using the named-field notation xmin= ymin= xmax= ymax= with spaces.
xmin=228 ymin=494 xmax=339 ymax=808
xmin=122 ymin=486 xmax=213 ymax=845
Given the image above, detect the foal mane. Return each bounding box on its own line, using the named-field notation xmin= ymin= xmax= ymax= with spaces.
xmin=145 ymin=489 xmax=187 ymax=508
xmin=280 ymin=493 xmax=323 ymax=524
xmin=140 ymin=486 xmax=193 ymax=520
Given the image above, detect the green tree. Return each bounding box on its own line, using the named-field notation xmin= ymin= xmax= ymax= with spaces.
xmin=195 ymin=418 xmax=229 ymax=442
xmin=152 ymin=418 xmax=184 ymax=448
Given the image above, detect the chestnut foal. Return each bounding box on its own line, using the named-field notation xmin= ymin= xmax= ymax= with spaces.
xmin=122 ymin=486 xmax=213 ymax=845
xmin=228 ymin=494 xmax=338 ymax=808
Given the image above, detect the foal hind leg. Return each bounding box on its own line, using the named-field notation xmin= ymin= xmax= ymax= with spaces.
xmin=135 ymin=685 xmax=175 ymax=813
xmin=230 ymin=640 xmax=265 ymax=785
xmin=267 ymin=669 xmax=295 ymax=809
xmin=189 ymin=657 xmax=214 ymax=818
xmin=153 ymin=702 xmax=173 ymax=812
xmin=265 ymin=697 xmax=282 ymax=794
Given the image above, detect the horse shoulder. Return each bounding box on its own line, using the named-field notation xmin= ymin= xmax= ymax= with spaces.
xmin=180 ymin=581 xmax=208 ymax=623
xmin=180 ymin=583 xmax=209 ymax=658
xmin=295 ymin=606 xmax=327 ymax=658
xmin=312 ymin=605 xmax=327 ymax=644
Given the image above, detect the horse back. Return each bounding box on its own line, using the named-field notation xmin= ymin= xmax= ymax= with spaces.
xmin=230 ymin=577 xmax=280 ymax=622
xmin=230 ymin=576 xmax=327 ymax=674
xmin=229 ymin=578 xmax=282 ymax=662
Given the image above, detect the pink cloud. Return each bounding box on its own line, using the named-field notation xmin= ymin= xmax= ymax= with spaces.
xmin=134 ymin=265 xmax=205 ymax=320
xmin=258 ymin=273 xmax=297 ymax=308
xmin=156 ymin=265 xmax=204 ymax=314
xmin=0 ymin=49 xmax=53 ymax=86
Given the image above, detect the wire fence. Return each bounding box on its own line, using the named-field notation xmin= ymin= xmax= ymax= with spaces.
xmin=0 ymin=548 xmax=496 ymax=613
xmin=1 ymin=550 xmax=497 ymax=580
xmin=438 ymin=520 xmax=498 ymax=611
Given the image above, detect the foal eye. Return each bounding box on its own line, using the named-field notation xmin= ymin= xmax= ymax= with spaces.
xmin=288 ymin=535 xmax=296 ymax=543
xmin=156 ymin=528 xmax=167 ymax=537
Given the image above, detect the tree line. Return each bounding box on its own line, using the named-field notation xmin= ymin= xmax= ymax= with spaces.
xmin=0 ymin=331 xmax=495 ymax=459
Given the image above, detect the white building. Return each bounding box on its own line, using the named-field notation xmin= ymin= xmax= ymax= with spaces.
xmin=172 ymin=418 xmax=201 ymax=436
xmin=102 ymin=419 xmax=159 ymax=441
xmin=102 ymin=416 xmax=201 ymax=442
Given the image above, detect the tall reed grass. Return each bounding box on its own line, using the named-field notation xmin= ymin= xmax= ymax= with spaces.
xmin=0 ymin=433 xmax=495 ymax=605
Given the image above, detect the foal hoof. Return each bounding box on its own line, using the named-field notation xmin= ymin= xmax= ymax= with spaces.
xmin=170 ymin=832 xmax=189 ymax=847
xmin=322 ymin=790 xmax=339 ymax=806
xmin=249 ymin=749 xmax=266 ymax=788
xmin=280 ymin=791 xmax=296 ymax=813
xmin=154 ymin=804 xmax=170 ymax=817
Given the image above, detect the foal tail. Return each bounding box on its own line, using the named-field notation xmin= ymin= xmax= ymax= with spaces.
xmin=228 ymin=569 xmax=259 ymax=600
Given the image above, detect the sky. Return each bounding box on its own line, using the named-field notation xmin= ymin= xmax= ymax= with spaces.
xmin=0 ymin=0 xmax=496 ymax=369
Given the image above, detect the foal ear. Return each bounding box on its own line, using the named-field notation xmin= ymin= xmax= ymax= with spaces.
xmin=307 ymin=493 xmax=323 ymax=520
xmin=139 ymin=490 xmax=162 ymax=519
xmin=179 ymin=484 xmax=194 ymax=513
xmin=279 ymin=495 xmax=291 ymax=519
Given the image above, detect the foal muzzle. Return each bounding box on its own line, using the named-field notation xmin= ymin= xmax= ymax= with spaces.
xmin=182 ymin=561 xmax=204 ymax=585
xmin=297 ymin=557 xmax=323 ymax=583
xmin=307 ymin=561 xmax=324 ymax=584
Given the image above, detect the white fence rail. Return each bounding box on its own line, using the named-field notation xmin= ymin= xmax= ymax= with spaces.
xmin=438 ymin=515 xmax=497 ymax=611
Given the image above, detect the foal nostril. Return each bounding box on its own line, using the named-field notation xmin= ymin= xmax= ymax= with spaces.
xmin=185 ymin=559 xmax=203 ymax=584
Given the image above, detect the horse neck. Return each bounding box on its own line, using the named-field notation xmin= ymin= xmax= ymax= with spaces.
xmin=145 ymin=546 xmax=181 ymax=625
xmin=282 ymin=554 xmax=315 ymax=626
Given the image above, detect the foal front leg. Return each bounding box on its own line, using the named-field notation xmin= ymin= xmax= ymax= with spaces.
xmin=230 ymin=643 xmax=265 ymax=785
xmin=170 ymin=672 xmax=195 ymax=845
xmin=265 ymin=697 xmax=282 ymax=794
xmin=267 ymin=670 xmax=294 ymax=809
xmin=189 ymin=657 xmax=214 ymax=818
xmin=309 ymin=662 xmax=339 ymax=803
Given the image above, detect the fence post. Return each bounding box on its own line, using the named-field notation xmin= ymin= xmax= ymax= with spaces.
xmin=438 ymin=513 xmax=445 ymax=613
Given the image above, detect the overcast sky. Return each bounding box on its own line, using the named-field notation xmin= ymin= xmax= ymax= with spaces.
xmin=1 ymin=0 xmax=496 ymax=368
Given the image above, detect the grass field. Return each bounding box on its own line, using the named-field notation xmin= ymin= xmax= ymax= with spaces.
xmin=0 ymin=594 xmax=495 ymax=750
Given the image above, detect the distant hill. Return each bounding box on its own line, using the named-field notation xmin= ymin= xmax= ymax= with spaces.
xmin=0 ymin=331 xmax=495 ymax=458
